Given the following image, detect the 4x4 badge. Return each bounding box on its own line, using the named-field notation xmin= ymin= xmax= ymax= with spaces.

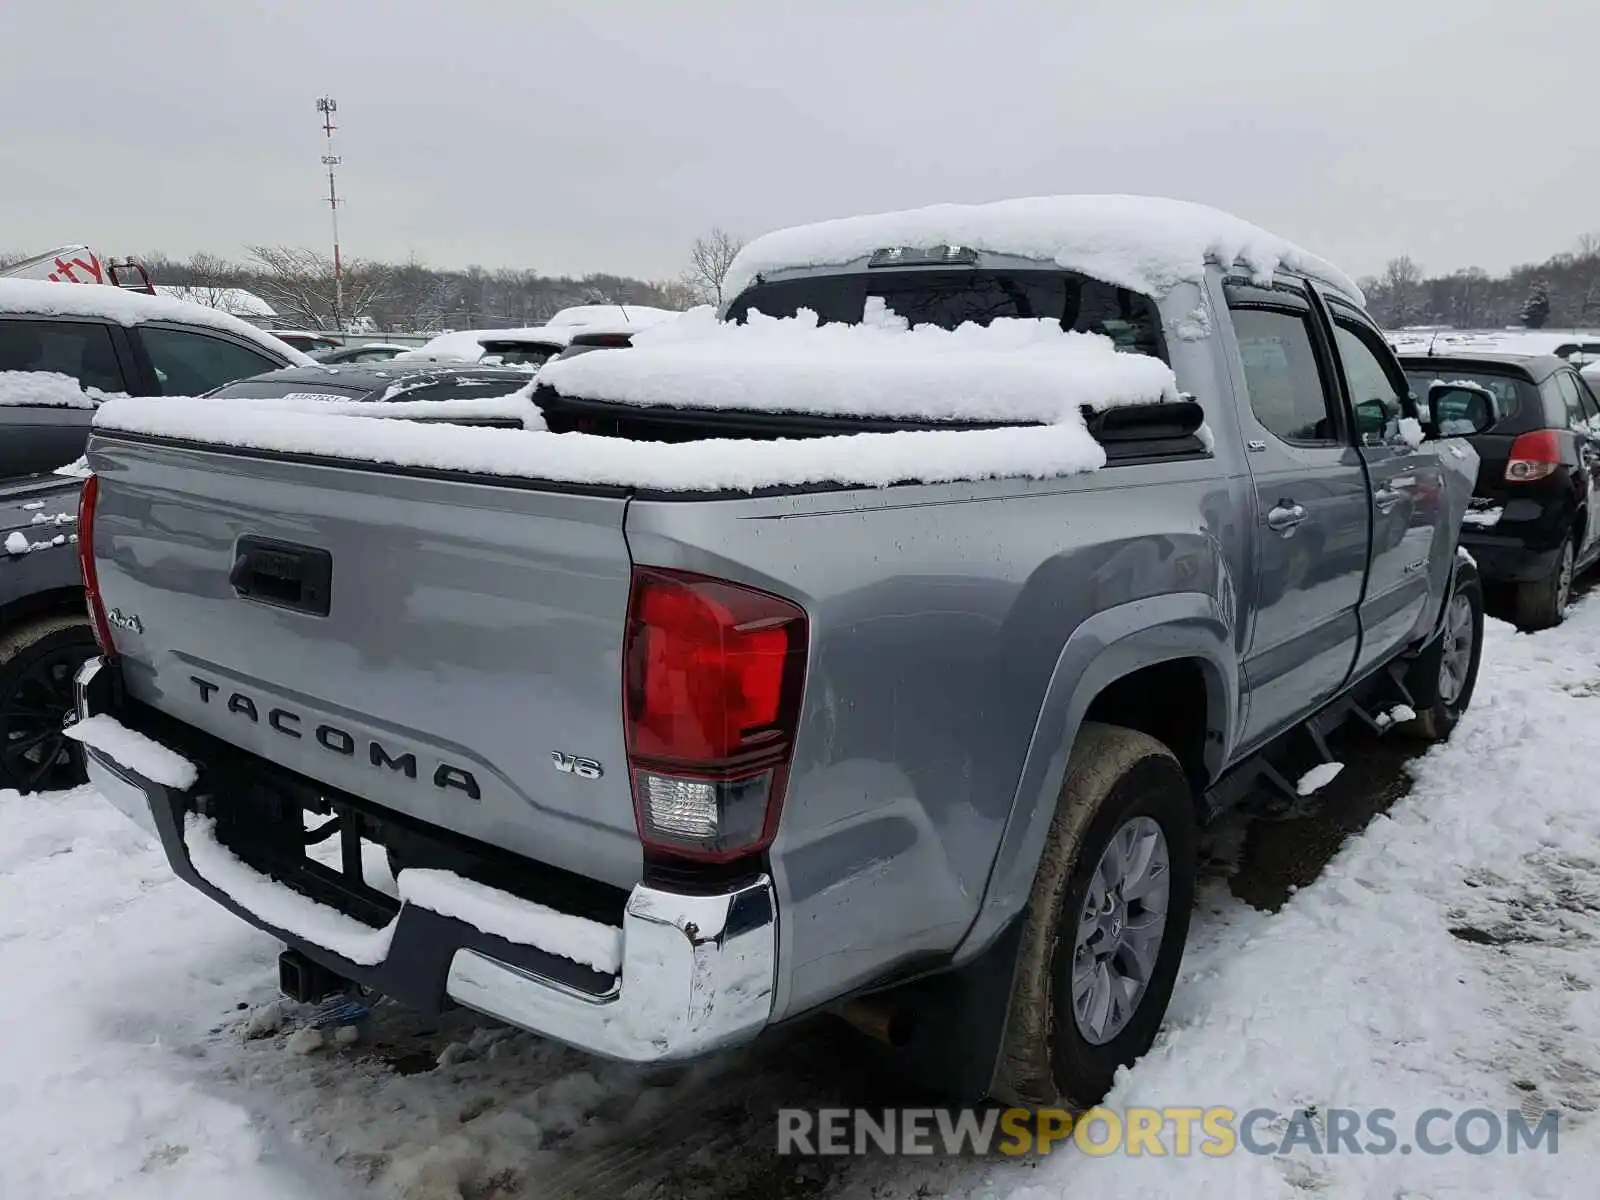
xmin=107 ymin=608 xmax=142 ymax=635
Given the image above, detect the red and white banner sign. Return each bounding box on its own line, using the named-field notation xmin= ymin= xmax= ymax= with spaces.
xmin=1 ymin=245 xmax=107 ymax=285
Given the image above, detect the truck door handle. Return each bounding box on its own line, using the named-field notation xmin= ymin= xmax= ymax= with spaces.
xmin=1374 ymin=487 xmax=1404 ymax=512
xmin=1266 ymin=503 xmax=1306 ymax=533
xmin=230 ymin=536 xmax=333 ymax=617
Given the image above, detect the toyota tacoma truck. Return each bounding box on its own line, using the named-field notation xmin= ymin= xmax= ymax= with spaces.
xmin=68 ymin=196 xmax=1494 ymax=1107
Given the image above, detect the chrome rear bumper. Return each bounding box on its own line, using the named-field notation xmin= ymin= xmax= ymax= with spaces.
xmin=75 ymin=656 xmax=777 ymax=1063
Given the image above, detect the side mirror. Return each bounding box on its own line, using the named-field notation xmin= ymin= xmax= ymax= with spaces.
xmin=1426 ymin=382 xmax=1499 ymax=439
xmin=1353 ymin=399 xmax=1390 ymax=442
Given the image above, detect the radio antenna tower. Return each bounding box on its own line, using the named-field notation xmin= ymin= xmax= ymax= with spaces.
xmin=316 ymin=95 xmax=344 ymax=331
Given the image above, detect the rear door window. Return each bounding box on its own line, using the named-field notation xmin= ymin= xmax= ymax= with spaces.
xmin=1224 ymin=281 xmax=1344 ymax=446
xmin=1329 ymin=321 xmax=1408 ymax=446
xmin=1554 ymin=371 xmax=1588 ymax=431
xmin=0 ymin=318 xmax=128 ymax=394
xmin=139 ymin=326 xmax=282 ymax=395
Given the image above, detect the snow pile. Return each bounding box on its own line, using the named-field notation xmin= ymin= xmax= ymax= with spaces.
xmin=3 ymin=530 xmax=70 ymax=555
xmin=1293 ymin=761 xmax=1343 ymax=796
xmin=94 ymin=393 xmax=1115 ymax=491
xmin=54 ymin=456 xmax=92 ymax=479
xmin=724 ymin=194 xmax=1363 ymax=307
xmin=0 ymin=278 xmax=314 ymax=365
xmin=0 ymin=370 xmax=98 ymax=407
xmin=65 ymin=715 xmax=198 ymax=789
xmin=538 ymin=304 xmax=1180 ymax=424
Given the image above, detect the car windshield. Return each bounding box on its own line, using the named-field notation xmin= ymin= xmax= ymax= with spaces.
xmin=726 ymin=269 xmax=1167 ymax=361
xmin=479 ymin=342 xmax=562 ymax=367
xmin=1402 ymin=368 xmax=1534 ymax=429
xmin=206 ymin=379 xmax=372 ymax=399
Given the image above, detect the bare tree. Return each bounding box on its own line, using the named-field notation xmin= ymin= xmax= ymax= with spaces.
xmin=1381 ymin=255 xmax=1425 ymax=327
xmin=683 ymin=228 xmax=743 ymax=307
xmin=245 ymin=245 xmax=391 ymax=331
xmin=652 ymin=278 xmax=700 ymax=311
xmin=161 ymin=252 xmax=244 ymax=311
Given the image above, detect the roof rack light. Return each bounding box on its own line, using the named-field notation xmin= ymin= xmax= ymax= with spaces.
xmin=868 ymin=245 xmax=980 ymax=268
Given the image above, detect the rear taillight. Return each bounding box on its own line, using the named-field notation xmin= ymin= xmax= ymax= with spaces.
xmin=77 ymin=474 xmax=116 ymax=658
xmin=623 ymin=566 xmax=808 ymax=863
xmin=1505 ymin=430 xmax=1562 ymax=482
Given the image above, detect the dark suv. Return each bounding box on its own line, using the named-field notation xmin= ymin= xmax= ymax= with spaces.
xmin=0 ymin=278 xmax=303 ymax=477
xmin=1401 ymin=352 xmax=1600 ymax=628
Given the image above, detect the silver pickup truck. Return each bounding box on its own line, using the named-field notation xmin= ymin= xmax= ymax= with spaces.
xmin=70 ymin=197 xmax=1496 ymax=1107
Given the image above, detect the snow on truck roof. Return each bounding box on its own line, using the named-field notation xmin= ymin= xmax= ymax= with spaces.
xmin=0 ymin=278 xmax=314 ymax=364
xmin=723 ymin=194 xmax=1365 ymax=308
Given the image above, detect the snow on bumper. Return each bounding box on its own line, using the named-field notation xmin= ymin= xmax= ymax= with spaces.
xmin=73 ymin=657 xmax=778 ymax=1064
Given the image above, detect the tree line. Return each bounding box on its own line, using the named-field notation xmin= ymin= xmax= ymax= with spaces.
xmin=1 ymin=231 xmax=745 ymax=333
xmin=1360 ymin=234 xmax=1600 ymax=332
xmin=14 ymin=226 xmax=1599 ymax=334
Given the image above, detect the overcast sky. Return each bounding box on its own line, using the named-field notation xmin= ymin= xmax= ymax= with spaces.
xmin=4 ymin=0 xmax=1594 ymax=285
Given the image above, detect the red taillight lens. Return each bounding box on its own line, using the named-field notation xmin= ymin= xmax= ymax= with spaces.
xmin=77 ymin=474 xmax=117 ymax=658
xmin=1505 ymin=430 xmax=1562 ymax=482
xmin=623 ymin=567 xmax=807 ymax=862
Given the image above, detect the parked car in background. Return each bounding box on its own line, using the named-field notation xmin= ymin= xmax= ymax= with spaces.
xmin=204 ymin=362 xmax=541 ymax=425
xmin=550 ymin=328 xmax=638 ymax=361
xmin=312 ymin=342 xmax=413 ymax=365
xmin=0 ymin=278 xmax=308 ymax=478
xmin=475 ymin=331 xmax=571 ymax=368
xmin=397 ymin=310 xmax=682 ymax=364
xmin=0 ymin=465 xmax=97 ymax=792
xmin=74 ymin=195 xmax=1493 ymax=1109
xmin=1401 ymin=351 xmax=1600 ymax=628
xmin=269 ymin=330 xmax=343 ymax=354
xmin=1391 ymin=329 xmax=1600 ymax=368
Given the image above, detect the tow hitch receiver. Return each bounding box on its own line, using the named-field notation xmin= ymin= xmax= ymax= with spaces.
xmin=278 ymin=947 xmax=351 ymax=1004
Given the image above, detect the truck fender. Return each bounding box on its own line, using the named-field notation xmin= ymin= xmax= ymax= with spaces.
xmin=953 ymin=591 xmax=1236 ymax=963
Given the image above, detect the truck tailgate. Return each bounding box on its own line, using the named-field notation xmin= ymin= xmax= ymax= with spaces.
xmin=86 ymin=435 xmax=642 ymax=889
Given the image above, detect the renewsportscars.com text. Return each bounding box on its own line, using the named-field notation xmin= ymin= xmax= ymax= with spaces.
xmin=777 ymin=1106 xmax=1561 ymax=1158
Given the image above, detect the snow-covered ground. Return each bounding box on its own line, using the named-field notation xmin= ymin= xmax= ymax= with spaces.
xmin=3 ymin=605 xmax=1597 ymax=1198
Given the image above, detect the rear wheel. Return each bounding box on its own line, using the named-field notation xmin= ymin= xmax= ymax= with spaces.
xmin=994 ymin=723 xmax=1197 ymax=1108
xmin=1403 ymin=562 xmax=1484 ymax=742
xmin=1511 ymin=535 xmax=1574 ymax=632
xmin=0 ymin=615 xmax=98 ymax=794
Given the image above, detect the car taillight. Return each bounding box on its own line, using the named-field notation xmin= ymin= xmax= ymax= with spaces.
xmin=623 ymin=566 xmax=807 ymax=863
xmin=77 ymin=474 xmax=117 ymax=658
xmin=1505 ymin=430 xmax=1562 ymax=482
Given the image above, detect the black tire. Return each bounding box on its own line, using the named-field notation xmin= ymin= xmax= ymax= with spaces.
xmin=0 ymin=614 xmax=98 ymax=794
xmin=994 ymin=723 xmax=1197 ymax=1108
xmin=1403 ymin=561 xmax=1485 ymax=742
xmin=1511 ymin=534 xmax=1574 ymax=632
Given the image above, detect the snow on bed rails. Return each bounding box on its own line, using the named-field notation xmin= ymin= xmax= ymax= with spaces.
xmin=724 ymin=194 xmax=1364 ymax=307
xmin=221 ymin=382 xmax=544 ymax=427
xmin=93 ymin=395 xmax=1110 ymax=490
xmin=536 ymin=305 xmax=1180 ymax=423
